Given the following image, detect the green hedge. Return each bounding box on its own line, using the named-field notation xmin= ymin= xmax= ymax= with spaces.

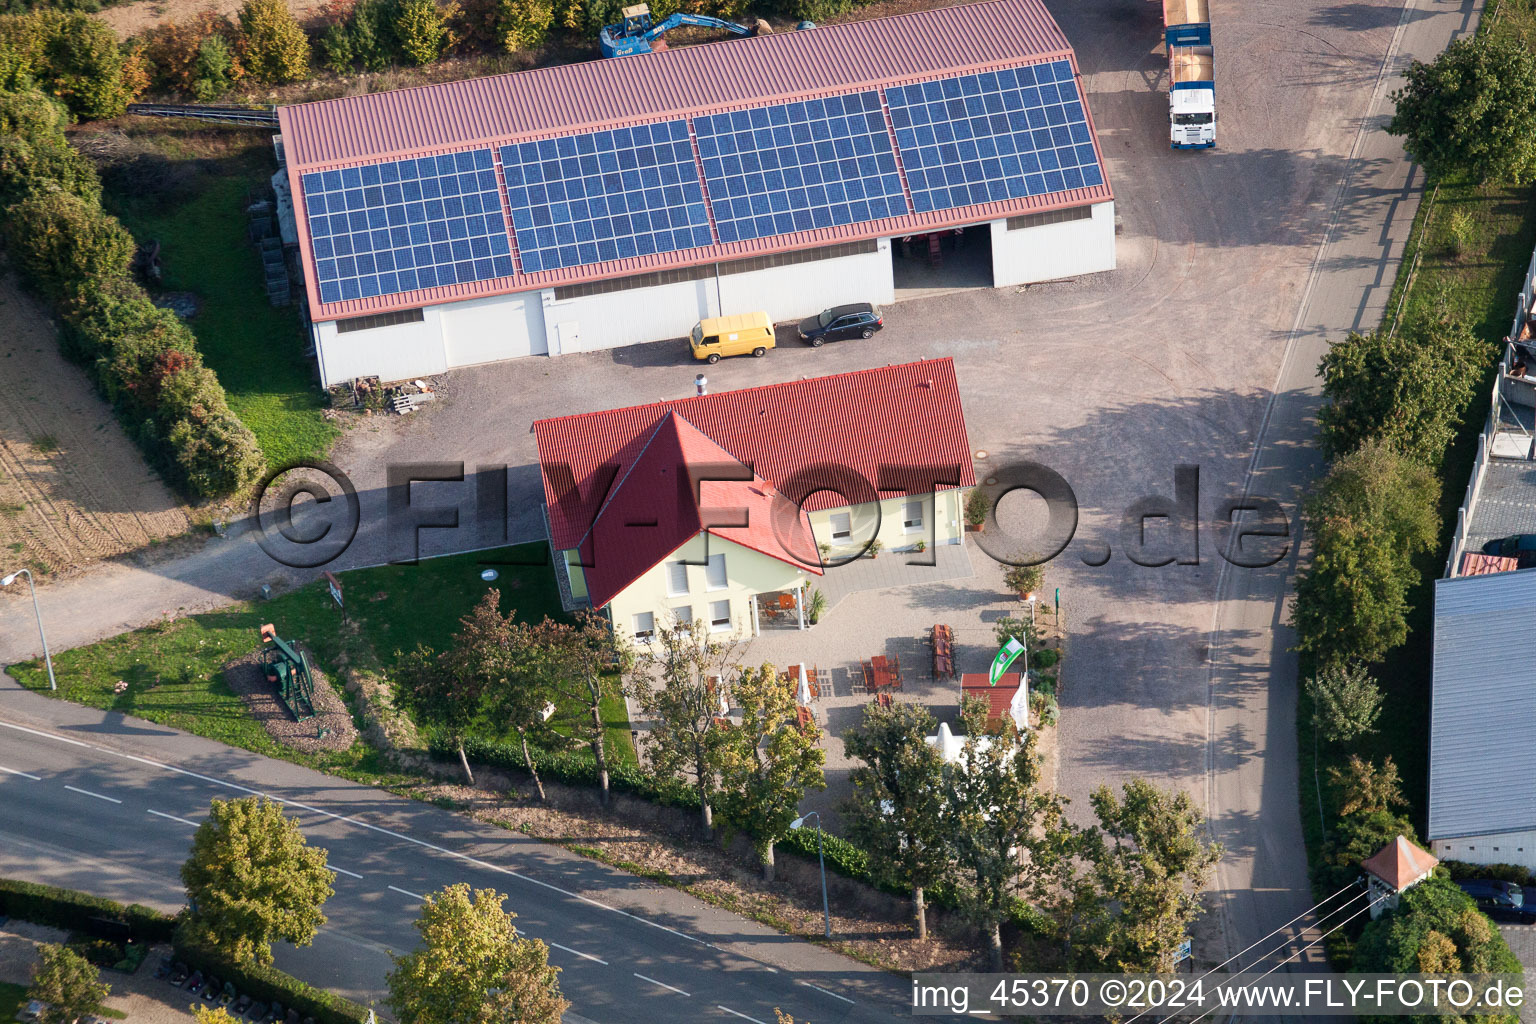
xmin=1439 ymin=860 xmax=1536 ymax=886
xmin=173 ymin=936 xmax=372 ymax=1024
xmin=430 ymin=736 xmax=1047 ymax=932
xmin=0 ymin=876 xmax=177 ymax=941
xmin=0 ymin=86 xmax=264 ymax=499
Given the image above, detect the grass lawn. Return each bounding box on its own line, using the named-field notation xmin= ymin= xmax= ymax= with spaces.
xmin=6 ymin=542 xmax=634 ymax=773
xmin=100 ymin=126 xmax=338 ymax=469
xmin=1300 ymin=0 xmax=1536 ymax=879
xmin=0 ymin=982 xmax=26 ymax=1022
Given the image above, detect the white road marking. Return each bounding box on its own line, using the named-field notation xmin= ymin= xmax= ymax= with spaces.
xmin=547 ymin=941 xmax=607 ymax=965
xmin=387 ymin=885 xmax=424 ymax=900
xmin=0 ymin=766 xmax=41 ymax=781
xmin=328 ymin=865 xmax=363 ymax=879
xmin=0 ymin=720 xmax=749 ymax=958
xmin=147 ymin=809 xmax=200 ymax=827
xmin=64 ymin=785 xmax=120 ymax=804
xmin=633 ymin=973 xmax=689 ymax=996
xmin=795 ymin=980 xmax=854 ymax=1004
xmin=716 ymin=1006 xmax=766 ymax=1024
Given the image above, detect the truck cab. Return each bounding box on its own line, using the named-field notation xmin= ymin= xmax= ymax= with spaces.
xmin=1169 ymin=86 xmax=1215 ymax=148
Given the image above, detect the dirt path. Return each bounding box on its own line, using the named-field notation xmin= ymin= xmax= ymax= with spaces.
xmin=0 ymin=277 xmax=193 ymax=579
xmin=99 ymin=0 xmax=330 ymax=40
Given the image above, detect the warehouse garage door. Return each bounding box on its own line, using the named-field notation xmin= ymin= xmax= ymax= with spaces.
xmin=441 ymin=292 xmax=547 ymax=368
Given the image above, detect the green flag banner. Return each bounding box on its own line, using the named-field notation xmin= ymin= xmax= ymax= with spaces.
xmin=990 ymin=637 xmax=1025 ymax=686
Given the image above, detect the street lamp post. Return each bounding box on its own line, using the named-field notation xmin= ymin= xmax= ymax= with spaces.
xmin=2 ymin=568 xmax=55 ymax=691
xmin=790 ymin=812 xmax=831 ymax=938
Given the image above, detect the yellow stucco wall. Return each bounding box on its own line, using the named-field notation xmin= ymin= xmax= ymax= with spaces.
xmin=604 ymin=532 xmax=813 ymax=642
xmin=805 ymin=490 xmax=963 ymax=558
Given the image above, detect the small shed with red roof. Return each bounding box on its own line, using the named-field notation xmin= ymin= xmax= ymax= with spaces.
xmin=961 ymin=672 xmax=1029 ymax=731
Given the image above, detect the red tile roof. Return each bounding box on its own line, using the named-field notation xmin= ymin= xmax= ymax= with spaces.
xmin=277 ymin=0 xmax=1113 ymax=321
xmin=534 ymin=358 xmax=975 ymax=554
xmin=577 ymin=411 xmax=821 ymax=609
xmin=962 ymin=672 xmax=1023 ymax=727
xmin=1361 ymin=835 xmax=1438 ymax=892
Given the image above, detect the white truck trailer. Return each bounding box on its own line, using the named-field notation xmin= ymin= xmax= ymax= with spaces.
xmin=1164 ymin=0 xmax=1215 ymax=148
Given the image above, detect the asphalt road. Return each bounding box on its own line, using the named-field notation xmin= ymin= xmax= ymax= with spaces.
xmin=0 ymin=708 xmax=911 ymax=1024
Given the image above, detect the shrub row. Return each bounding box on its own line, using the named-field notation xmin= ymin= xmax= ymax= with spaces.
xmin=430 ymin=735 xmax=1047 ymax=932
xmin=174 ymin=936 xmax=372 ymax=1024
xmin=0 ymin=876 xmax=178 ymax=942
xmin=0 ymin=9 xmax=144 ymax=120
xmin=1439 ymin=859 xmax=1536 ymax=887
xmin=0 ymin=87 xmax=265 ymax=499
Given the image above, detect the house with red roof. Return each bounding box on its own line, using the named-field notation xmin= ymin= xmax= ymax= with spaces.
xmin=532 ymin=358 xmax=974 ymax=639
xmin=274 ymin=0 xmax=1113 ymax=387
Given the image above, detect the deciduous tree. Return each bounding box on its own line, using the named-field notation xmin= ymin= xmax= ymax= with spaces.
xmin=1292 ymin=439 xmax=1439 ymax=665
xmin=27 ymin=943 xmax=109 ymax=1024
xmin=1388 ymin=34 xmax=1536 ymax=186
xmin=717 ymin=663 xmax=826 ymax=881
xmin=1328 ymin=754 xmax=1407 ymax=818
xmin=391 ymin=589 xmax=516 ymax=786
xmin=843 ymin=700 xmax=952 ymax=939
xmin=394 ymin=0 xmax=458 ymax=64
xmin=180 ymin=795 xmax=333 ymax=966
xmin=512 ymin=611 xmax=628 ymax=805
xmin=1305 ymin=661 xmax=1383 ymax=743
xmin=236 ymin=0 xmax=309 ymax=83
xmin=387 ymin=884 xmax=567 ymax=1024
xmin=1073 ymin=779 xmax=1221 ymax=973
xmin=1354 ymin=876 xmax=1521 ymax=1024
xmin=6 ymin=191 xmax=133 ymax=305
xmin=945 ymin=698 xmax=1073 ymax=970
xmin=629 ymin=622 xmax=735 ymax=836
xmin=1318 ymin=311 xmax=1493 ymax=468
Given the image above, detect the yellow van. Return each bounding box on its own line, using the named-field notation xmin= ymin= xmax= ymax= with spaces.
xmin=689 ymin=312 xmax=775 ymax=363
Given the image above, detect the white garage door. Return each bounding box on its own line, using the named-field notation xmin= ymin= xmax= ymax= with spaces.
xmin=441 ymin=293 xmax=546 ymax=367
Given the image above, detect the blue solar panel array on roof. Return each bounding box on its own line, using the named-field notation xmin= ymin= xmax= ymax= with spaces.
xmin=500 ymin=120 xmax=713 ymax=274
xmin=694 ymin=91 xmax=908 ymax=244
xmin=297 ymin=59 xmax=1106 ymax=300
xmin=884 ymin=60 xmax=1104 ymax=214
xmin=300 ymin=148 xmax=514 ymax=304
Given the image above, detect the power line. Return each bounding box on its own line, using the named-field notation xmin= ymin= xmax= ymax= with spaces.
xmin=1119 ymin=879 xmax=1364 ymax=1024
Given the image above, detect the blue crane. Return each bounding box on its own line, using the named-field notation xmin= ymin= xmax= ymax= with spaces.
xmin=600 ymin=3 xmax=774 ymax=57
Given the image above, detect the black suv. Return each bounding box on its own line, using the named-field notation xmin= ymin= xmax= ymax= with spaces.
xmin=1457 ymin=879 xmax=1536 ymax=922
xmin=798 ymin=303 xmax=884 ymax=346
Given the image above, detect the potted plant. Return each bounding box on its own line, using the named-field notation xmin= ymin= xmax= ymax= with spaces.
xmin=867 ymin=538 xmax=883 ymax=559
xmin=818 ymin=541 xmax=831 ymax=560
xmin=1003 ymin=561 xmax=1044 ymax=601
xmin=965 ymin=489 xmax=989 ymax=532
xmin=914 ymin=539 xmax=927 ymax=553
xmin=807 ymin=588 xmax=826 ymax=625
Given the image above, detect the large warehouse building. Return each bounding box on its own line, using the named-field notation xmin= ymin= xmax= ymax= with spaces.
xmin=275 ymin=0 xmax=1115 ymax=386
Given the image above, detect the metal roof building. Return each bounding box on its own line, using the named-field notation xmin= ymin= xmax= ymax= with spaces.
xmin=1428 ymin=568 xmax=1536 ymax=867
xmin=275 ymin=0 xmax=1116 ymax=386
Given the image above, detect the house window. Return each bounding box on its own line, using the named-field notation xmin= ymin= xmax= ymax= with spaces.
xmin=903 ymin=501 xmax=924 ymax=532
xmin=830 ymin=513 xmax=851 ymax=541
xmin=632 ymin=612 xmax=655 ymax=640
xmin=706 ymin=553 xmax=727 ymax=590
xmin=667 ymin=561 xmax=689 ymax=595
xmin=709 ymin=599 xmax=731 ymax=631
xmin=672 ymin=605 xmax=692 ymax=628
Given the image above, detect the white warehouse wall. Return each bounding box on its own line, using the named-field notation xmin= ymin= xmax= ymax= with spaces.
xmin=990 ymin=201 xmax=1116 ymax=288
xmin=314 ymin=308 xmax=447 ymax=388
xmin=316 ymin=287 xmax=550 ymax=387
xmin=541 ymin=239 xmax=895 ymax=355
xmin=1431 ymin=833 xmax=1536 ymax=871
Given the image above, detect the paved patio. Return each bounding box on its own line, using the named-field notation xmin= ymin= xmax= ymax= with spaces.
xmin=742 ymin=536 xmax=1029 ymax=826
